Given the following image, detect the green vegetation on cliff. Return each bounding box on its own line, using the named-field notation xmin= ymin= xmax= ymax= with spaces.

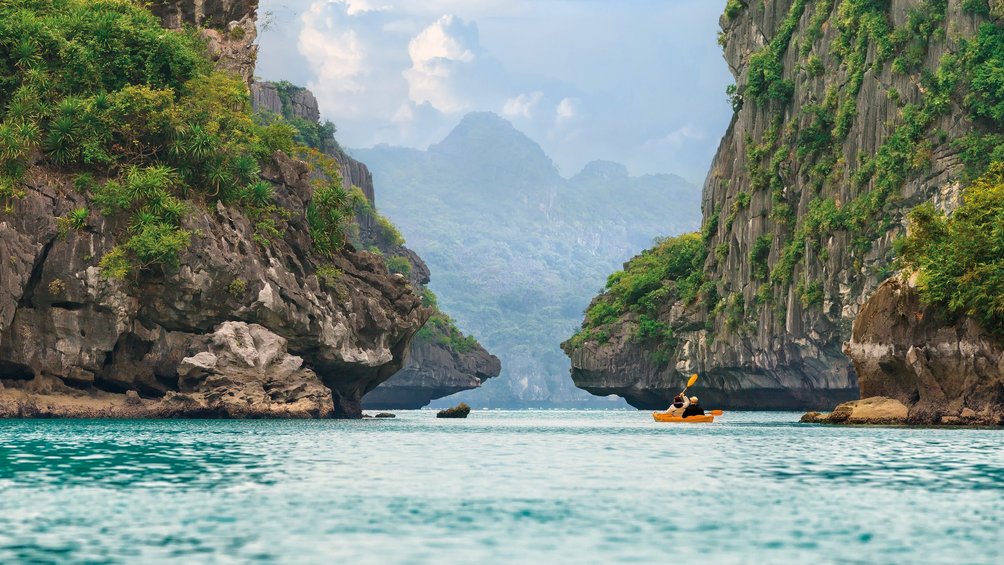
xmin=569 ymin=232 xmax=711 ymax=358
xmin=415 ymin=290 xmax=479 ymax=354
xmin=897 ymin=166 xmax=1004 ymax=332
xmin=257 ymin=80 xmax=338 ymax=153
xmin=896 ymin=14 xmax=1004 ymax=333
xmin=569 ymin=0 xmax=1004 ymax=366
xmin=0 ymin=0 xmax=356 ymax=276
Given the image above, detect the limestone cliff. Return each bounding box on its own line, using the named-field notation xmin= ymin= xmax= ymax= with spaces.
xmin=842 ymin=276 xmax=1003 ymax=425
xmin=362 ymin=338 xmax=502 ymax=409
xmin=0 ymin=0 xmax=427 ymax=418
xmin=250 ymin=81 xmax=501 ymax=408
xmin=566 ymin=0 xmax=983 ymax=410
xmin=0 ymin=151 xmax=425 ymax=418
xmin=150 ymin=0 xmax=259 ymax=86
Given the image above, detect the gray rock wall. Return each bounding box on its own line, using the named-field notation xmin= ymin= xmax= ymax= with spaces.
xmin=0 ymin=154 xmax=425 ymax=418
xmin=363 ymin=337 xmax=501 ymax=409
xmin=150 ymin=0 xmax=259 ymax=85
xmin=844 ymin=276 xmax=1004 ymax=425
xmin=249 ymin=80 xmax=499 ymax=408
xmin=567 ymin=0 xmax=980 ymax=410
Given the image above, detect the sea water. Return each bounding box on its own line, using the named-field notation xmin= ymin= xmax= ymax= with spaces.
xmin=0 ymin=411 xmax=1001 ymax=564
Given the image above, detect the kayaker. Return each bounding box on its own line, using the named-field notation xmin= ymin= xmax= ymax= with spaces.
xmin=682 ymin=396 xmax=705 ymax=417
xmin=662 ymin=394 xmax=690 ymax=416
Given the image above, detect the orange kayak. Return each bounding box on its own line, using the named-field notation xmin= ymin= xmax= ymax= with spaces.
xmin=652 ymin=412 xmax=717 ymax=423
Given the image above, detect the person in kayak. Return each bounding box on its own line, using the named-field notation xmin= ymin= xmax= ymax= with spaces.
xmin=682 ymin=396 xmax=705 ymax=417
xmin=662 ymin=394 xmax=690 ymax=416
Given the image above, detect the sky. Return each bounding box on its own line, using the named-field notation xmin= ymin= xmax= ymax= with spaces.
xmin=255 ymin=0 xmax=734 ymax=182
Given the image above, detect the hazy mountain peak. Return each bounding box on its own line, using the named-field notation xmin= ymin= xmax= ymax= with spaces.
xmin=573 ymin=160 xmax=630 ymax=180
xmin=430 ymin=112 xmax=559 ymax=180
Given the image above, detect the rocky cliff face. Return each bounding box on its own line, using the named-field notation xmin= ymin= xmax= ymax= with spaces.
xmin=362 ymin=338 xmax=502 ymax=409
xmin=250 ymin=82 xmax=375 ymax=204
xmin=0 ymin=0 xmax=427 ymax=419
xmin=150 ymin=0 xmax=259 ymax=85
xmin=0 ymin=155 xmax=425 ymax=418
xmin=566 ymin=0 xmax=980 ymax=410
xmin=250 ymin=81 xmax=500 ymax=408
xmin=843 ymin=276 xmax=1004 ymax=425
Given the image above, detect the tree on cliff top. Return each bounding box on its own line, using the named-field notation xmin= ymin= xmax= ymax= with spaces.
xmin=0 ymin=0 xmax=357 ymax=275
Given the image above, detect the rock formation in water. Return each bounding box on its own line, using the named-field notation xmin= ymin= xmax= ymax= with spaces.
xmin=0 ymin=145 xmax=425 ymax=418
xmin=0 ymin=0 xmax=428 ymax=418
xmin=250 ymin=82 xmax=501 ymax=409
xmin=363 ymin=337 xmax=502 ymax=409
xmin=436 ymin=402 xmax=471 ymax=419
xmin=565 ymin=0 xmax=999 ymax=411
xmin=834 ymin=276 xmax=1003 ymax=424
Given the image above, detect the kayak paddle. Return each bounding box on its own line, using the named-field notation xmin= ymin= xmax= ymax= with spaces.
xmin=681 ymin=373 xmax=698 ymax=394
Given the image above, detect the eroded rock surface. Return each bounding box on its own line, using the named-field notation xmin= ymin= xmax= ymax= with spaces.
xmin=150 ymin=0 xmax=259 ymax=86
xmin=566 ymin=1 xmax=985 ymax=410
xmin=801 ymin=396 xmax=909 ymax=425
xmin=0 ymin=156 xmax=426 ymax=418
xmin=250 ymin=81 xmax=500 ymax=408
xmin=839 ymin=277 xmax=1004 ymax=425
xmin=363 ymin=338 xmax=501 ymax=409
xmin=437 ymin=402 xmax=471 ymax=419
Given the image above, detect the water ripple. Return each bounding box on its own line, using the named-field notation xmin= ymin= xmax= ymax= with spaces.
xmin=0 ymin=412 xmax=1001 ymax=563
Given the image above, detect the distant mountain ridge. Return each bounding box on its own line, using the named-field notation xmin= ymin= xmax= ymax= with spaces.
xmin=352 ymin=112 xmax=700 ymax=407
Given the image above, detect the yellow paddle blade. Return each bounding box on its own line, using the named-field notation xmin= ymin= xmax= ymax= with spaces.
xmin=687 ymin=373 xmax=698 ymax=387
xmin=709 ymin=410 xmax=724 ymax=416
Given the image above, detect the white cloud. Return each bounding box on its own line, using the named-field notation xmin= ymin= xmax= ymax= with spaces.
xmin=342 ymin=0 xmax=389 ymax=16
xmin=555 ymin=97 xmax=581 ymax=124
xmin=381 ymin=19 xmax=421 ymax=35
xmin=408 ymin=15 xmax=477 ymax=64
xmin=642 ymin=124 xmax=706 ymax=150
xmin=259 ymin=0 xmax=734 ymax=180
xmin=298 ymin=3 xmax=367 ymax=111
xmin=403 ymin=15 xmax=481 ymax=113
xmin=503 ymin=91 xmax=543 ymax=119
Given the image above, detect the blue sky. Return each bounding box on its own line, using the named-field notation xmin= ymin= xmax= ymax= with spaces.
xmin=255 ymin=1 xmax=733 ymax=182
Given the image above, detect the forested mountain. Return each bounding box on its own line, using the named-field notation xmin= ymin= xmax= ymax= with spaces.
xmin=354 ymin=113 xmax=701 ymax=407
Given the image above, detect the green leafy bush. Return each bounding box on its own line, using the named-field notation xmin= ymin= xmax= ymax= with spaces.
xmin=376 ymin=214 xmax=405 ymax=246
xmin=750 ymin=234 xmax=772 ymax=281
xmin=962 ymin=0 xmax=990 ymax=15
xmin=416 ymin=311 xmax=479 ymax=353
xmin=896 ymin=164 xmax=1004 ymax=332
xmin=227 ymin=278 xmax=247 ymax=298
xmin=385 ymin=255 xmax=412 ymax=276
xmin=570 ymin=232 xmax=708 ymax=349
xmin=0 ymin=0 xmax=357 ymax=277
xmin=724 ymin=0 xmax=746 ymax=20
xmin=745 ymin=0 xmax=807 ymax=105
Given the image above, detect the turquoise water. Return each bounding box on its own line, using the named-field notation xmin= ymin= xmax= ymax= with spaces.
xmin=0 ymin=411 xmax=1001 ymax=564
